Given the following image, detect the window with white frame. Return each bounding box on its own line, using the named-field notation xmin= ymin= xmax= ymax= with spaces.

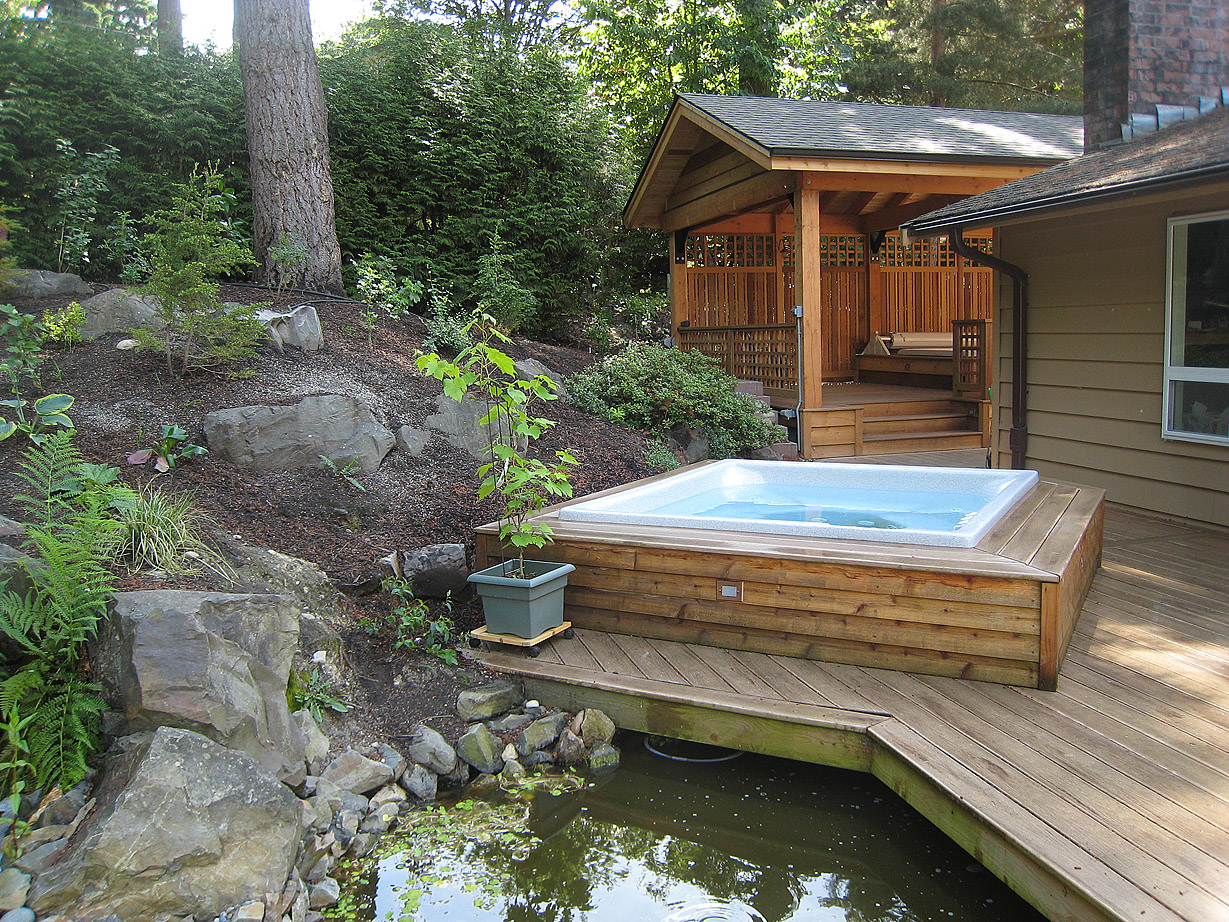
xmin=1165 ymin=209 xmax=1229 ymax=444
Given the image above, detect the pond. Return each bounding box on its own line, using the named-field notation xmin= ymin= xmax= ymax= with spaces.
xmin=329 ymin=734 xmax=1048 ymax=922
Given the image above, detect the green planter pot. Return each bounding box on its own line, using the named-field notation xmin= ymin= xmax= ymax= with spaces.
xmin=468 ymin=559 xmax=576 ymax=639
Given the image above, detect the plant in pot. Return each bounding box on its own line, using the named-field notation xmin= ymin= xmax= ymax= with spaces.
xmin=416 ymin=314 xmax=577 ymax=639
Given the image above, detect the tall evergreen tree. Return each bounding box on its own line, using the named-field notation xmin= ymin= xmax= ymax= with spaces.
xmin=234 ymin=0 xmax=344 ymax=293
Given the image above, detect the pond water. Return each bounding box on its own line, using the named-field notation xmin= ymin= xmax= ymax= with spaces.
xmin=331 ymin=734 xmax=1048 ymax=922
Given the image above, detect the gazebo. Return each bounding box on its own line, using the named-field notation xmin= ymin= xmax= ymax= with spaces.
xmin=626 ymin=94 xmax=1082 ymax=457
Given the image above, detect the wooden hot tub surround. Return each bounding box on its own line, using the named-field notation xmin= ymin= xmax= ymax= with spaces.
xmin=475 ymin=464 xmax=1104 ymax=690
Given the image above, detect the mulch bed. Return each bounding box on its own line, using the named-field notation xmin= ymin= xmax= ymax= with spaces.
xmin=0 ymin=282 xmax=654 ymax=749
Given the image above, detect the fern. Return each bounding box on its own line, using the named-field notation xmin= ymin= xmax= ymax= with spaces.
xmin=24 ymin=674 xmax=105 ymax=790
xmin=0 ymin=432 xmax=117 ymax=793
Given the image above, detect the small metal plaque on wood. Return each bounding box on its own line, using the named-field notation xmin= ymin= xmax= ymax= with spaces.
xmin=717 ymin=581 xmax=744 ymax=602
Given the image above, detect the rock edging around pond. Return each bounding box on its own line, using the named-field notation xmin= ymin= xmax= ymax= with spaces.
xmin=14 ymin=675 xmax=619 ymax=922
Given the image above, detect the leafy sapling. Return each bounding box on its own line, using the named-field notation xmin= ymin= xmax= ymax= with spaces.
xmin=417 ymin=314 xmax=577 ymax=578
xmin=127 ymin=424 xmax=207 ymax=473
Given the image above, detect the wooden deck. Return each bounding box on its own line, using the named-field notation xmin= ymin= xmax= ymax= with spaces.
xmin=478 ymin=498 xmax=1229 ymax=922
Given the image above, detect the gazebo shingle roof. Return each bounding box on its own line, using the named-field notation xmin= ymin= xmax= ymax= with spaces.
xmin=903 ymin=104 xmax=1229 ymax=234
xmin=680 ymin=93 xmax=1083 ymax=164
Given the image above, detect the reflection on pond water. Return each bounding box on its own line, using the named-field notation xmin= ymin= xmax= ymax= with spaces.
xmin=331 ymin=733 xmax=1047 ymax=922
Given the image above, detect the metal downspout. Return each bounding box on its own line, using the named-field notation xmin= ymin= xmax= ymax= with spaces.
xmin=948 ymin=234 xmax=1030 ymax=470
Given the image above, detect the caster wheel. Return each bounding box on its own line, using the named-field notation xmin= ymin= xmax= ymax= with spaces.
xmin=562 ymin=628 xmax=575 ymax=639
xmin=468 ymin=637 xmax=480 ymax=649
xmin=528 ymin=645 xmax=541 ymax=658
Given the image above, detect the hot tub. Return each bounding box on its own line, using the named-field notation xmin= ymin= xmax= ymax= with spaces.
xmin=558 ymin=460 xmax=1039 ymax=548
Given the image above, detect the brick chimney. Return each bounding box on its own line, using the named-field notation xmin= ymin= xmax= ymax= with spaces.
xmin=1084 ymin=0 xmax=1229 ymax=150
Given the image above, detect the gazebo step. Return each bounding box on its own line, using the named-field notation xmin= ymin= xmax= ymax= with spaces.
xmin=861 ymin=430 xmax=984 ymax=454
xmin=863 ymin=412 xmax=971 ymax=435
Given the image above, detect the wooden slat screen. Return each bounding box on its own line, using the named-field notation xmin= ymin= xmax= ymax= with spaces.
xmin=953 ymin=318 xmax=992 ymax=400
xmin=878 ymin=232 xmax=994 ymax=331
xmin=679 ymin=324 xmax=797 ymax=393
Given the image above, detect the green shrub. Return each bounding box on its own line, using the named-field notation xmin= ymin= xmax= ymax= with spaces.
xmin=422 ymin=289 xmax=472 ymax=355
xmin=567 ymin=344 xmax=784 ymax=458
xmin=41 ymin=301 xmax=86 ymax=349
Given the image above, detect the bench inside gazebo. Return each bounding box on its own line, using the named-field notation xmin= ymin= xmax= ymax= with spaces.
xmin=626 ymin=94 xmax=1083 ymax=458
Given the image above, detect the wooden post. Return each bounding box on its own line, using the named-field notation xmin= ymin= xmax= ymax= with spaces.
xmin=867 ymin=239 xmax=883 ymax=344
xmin=669 ymin=231 xmax=689 ymax=337
xmin=774 ymin=213 xmax=788 ymax=324
xmin=795 ymin=175 xmax=823 ymax=410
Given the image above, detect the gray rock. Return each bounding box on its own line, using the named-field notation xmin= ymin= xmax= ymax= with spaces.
xmin=521 ymin=750 xmax=553 ymax=767
xmin=486 ymin=712 xmax=533 ymax=733
xmin=0 ymin=908 xmax=34 ymax=922
xmin=516 ymin=713 xmax=570 ymax=757
xmin=28 ymin=728 xmax=304 ymax=922
xmin=369 ymin=784 xmax=407 ymax=811
xmin=302 ymin=796 xmax=333 ymax=834
xmin=331 ymin=809 xmax=361 ymax=843
xmin=15 ymin=838 xmax=66 ymax=875
xmin=347 ymin=833 xmax=376 ymax=859
xmin=320 ymin=750 xmax=394 ymax=796
xmin=305 ymin=850 xmax=335 ymax=884
xmin=203 ymin=395 xmax=394 ymax=474
xmin=217 ymin=537 xmax=347 ymax=659
xmin=395 ymin=426 xmax=431 ymax=456
xmin=38 ymin=775 xmax=91 ymax=828
xmin=398 ymin=544 xmax=469 ymax=599
xmin=458 ymin=680 xmax=524 ymax=722
xmin=20 ymin=824 xmax=68 ymax=847
xmin=402 ymin=764 xmax=437 ymax=802
xmin=424 ymin=393 xmax=526 ymax=461
xmin=0 ymin=543 xmax=32 ymax=599
xmin=293 ymin=711 xmax=330 ymax=775
xmin=500 ymin=743 xmax=518 ymax=764
xmin=406 ymin=725 xmax=456 ymax=775
xmin=576 ymin=709 xmax=617 ymax=748
xmin=257 ymin=304 xmax=324 ymax=352
xmin=78 ymin=287 xmax=162 ymax=339
xmin=5 ymin=270 xmax=90 ymax=300
xmin=308 ymin=878 xmax=340 ymax=910
xmin=456 ymin=725 xmax=503 ymax=775
xmin=313 ymin=779 xmax=369 ymax=817
xmin=359 ymin=803 xmax=398 ymax=836
xmin=0 ymin=869 xmax=29 ymax=910
xmin=514 ymin=358 xmax=567 ymax=402
xmin=0 ymin=517 xmax=23 ymax=539
xmin=588 ymin=741 xmax=621 ymax=774
xmin=499 ymin=759 xmax=526 ymax=785
xmin=376 ymin=743 xmax=406 ymax=781
xmin=668 ymin=424 xmax=710 ymax=465
xmin=232 ymin=900 xmax=265 ymax=922
xmin=553 ymin=728 xmax=586 ymax=767
xmin=91 ymin=591 xmax=306 ymax=785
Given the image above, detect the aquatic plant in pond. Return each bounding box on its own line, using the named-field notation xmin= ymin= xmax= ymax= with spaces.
xmin=326 ymin=737 xmax=1047 ymax=922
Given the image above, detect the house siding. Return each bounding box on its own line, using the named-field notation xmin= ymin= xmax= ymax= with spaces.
xmin=993 ymin=181 xmax=1229 ymax=527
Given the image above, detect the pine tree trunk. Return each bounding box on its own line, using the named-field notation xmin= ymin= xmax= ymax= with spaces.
xmin=157 ymin=0 xmax=182 ymax=55
xmin=234 ymin=0 xmax=345 ymax=295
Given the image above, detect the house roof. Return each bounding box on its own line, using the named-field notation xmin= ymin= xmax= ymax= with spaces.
xmin=677 ymin=94 xmax=1084 ymax=164
xmin=903 ymin=103 xmax=1229 ymax=235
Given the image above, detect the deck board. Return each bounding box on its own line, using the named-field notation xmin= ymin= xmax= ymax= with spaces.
xmin=478 ymin=500 xmax=1229 ymax=922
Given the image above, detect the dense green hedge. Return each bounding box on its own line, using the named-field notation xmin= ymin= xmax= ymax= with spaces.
xmin=567 ymin=343 xmax=784 ymax=458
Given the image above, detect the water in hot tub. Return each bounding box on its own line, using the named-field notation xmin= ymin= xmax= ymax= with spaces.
xmin=653 ymin=484 xmax=982 ymax=532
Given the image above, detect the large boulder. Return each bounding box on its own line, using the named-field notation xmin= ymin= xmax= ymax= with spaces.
xmin=91 ymin=591 xmax=306 ymax=784
xmin=424 ymin=393 xmax=526 ymax=461
xmin=204 ymin=395 xmax=394 ymax=474
xmin=256 ymin=304 xmax=324 ymax=353
xmin=396 ymin=543 xmax=469 ymax=599
xmin=216 ymin=536 xmax=345 ymax=659
xmin=29 ymin=727 xmax=304 ymax=922
xmin=457 ymin=680 xmax=524 ymax=722
xmin=0 ymin=543 xmax=32 ymax=598
xmin=78 ymin=287 xmax=162 ymax=339
xmin=5 ymin=270 xmax=91 ymax=300
xmin=514 ymin=358 xmax=568 ymax=403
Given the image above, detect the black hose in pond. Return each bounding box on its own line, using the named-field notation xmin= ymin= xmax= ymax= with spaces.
xmin=644 ymin=735 xmax=744 ymax=763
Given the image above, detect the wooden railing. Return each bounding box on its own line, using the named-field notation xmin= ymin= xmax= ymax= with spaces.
xmin=953 ymin=318 xmax=992 ymax=400
xmin=679 ymin=324 xmax=797 ymax=395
